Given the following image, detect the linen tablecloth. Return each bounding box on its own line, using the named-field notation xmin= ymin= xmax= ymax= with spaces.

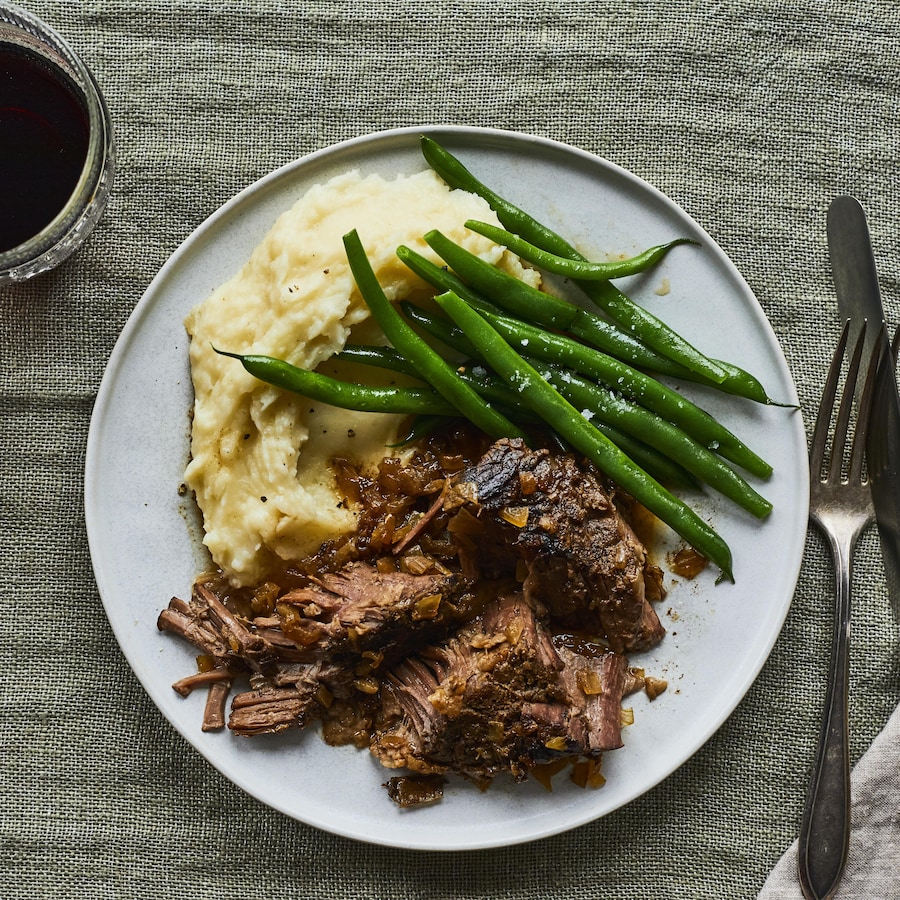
xmin=2 ymin=2 xmax=899 ymax=897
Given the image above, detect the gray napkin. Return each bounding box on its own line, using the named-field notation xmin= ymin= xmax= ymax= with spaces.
xmin=759 ymin=701 xmax=900 ymax=898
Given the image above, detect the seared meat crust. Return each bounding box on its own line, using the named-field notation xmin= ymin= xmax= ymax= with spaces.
xmin=455 ymin=438 xmax=665 ymax=653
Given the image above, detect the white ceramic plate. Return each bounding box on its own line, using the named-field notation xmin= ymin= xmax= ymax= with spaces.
xmin=85 ymin=126 xmax=808 ymax=851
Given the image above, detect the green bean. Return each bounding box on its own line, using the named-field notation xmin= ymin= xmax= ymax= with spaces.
xmin=464 ymin=220 xmax=695 ymax=282
xmin=431 ymin=289 xmax=735 ymax=580
xmin=398 ymin=244 xmax=505 ymax=315
xmin=420 ymin=136 xmax=785 ymax=402
xmin=518 ymin=326 xmax=772 ymax=479
xmin=418 ymin=231 xmax=778 ymax=404
xmin=342 ymin=229 xmax=526 ymax=442
xmin=418 ymin=232 xmax=693 ymax=376
xmin=335 ymin=344 xmax=536 ymax=420
xmin=479 ymin=312 xmax=772 ymax=477
xmin=399 ymin=241 xmax=786 ymax=408
xmin=585 ymin=279 xmax=787 ymax=405
xmin=398 ymin=250 xmax=774 ymax=482
xmin=421 ymin=136 xmax=569 ymax=253
xmin=417 ymin=232 xmax=575 ymax=330
xmin=387 ymin=414 xmax=454 ymax=448
xmin=398 ymin=298 xmax=771 ymax=480
xmin=214 ymin=348 xmax=458 ymax=415
xmin=585 ymin=423 xmax=700 ymax=491
xmin=218 ymin=334 xmax=696 ymax=489
xmin=397 ymin=301 xmax=762 ymax=511
xmin=399 ymin=241 xmax=684 ymax=377
xmin=339 ymin=339 xmax=698 ymax=490
xmin=333 ymin=344 xmax=423 ymax=380
xmin=576 ymin=276 xmax=727 ymax=384
xmin=534 ymin=361 xmax=771 ymax=518
xmin=421 ymin=137 xmax=726 ymax=383
xmin=332 ymin=347 xmax=544 ymax=444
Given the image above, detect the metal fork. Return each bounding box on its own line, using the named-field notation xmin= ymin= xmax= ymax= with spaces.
xmin=798 ymin=320 xmax=878 ymax=900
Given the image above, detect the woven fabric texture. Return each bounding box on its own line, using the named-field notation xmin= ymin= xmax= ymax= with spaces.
xmin=2 ymin=1 xmax=900 ymax=898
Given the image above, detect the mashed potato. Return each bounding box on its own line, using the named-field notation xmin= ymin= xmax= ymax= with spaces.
xmin=185 ymin=167 xmax=539 ymax=587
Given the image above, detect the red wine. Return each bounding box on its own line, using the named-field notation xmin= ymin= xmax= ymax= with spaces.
xmin=0 ymin=41 xmax=90 ymax=253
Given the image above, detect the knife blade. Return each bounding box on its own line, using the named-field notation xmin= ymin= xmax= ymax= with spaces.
xmin=827 ymin=194 xmax=900 ymax=615
xmin=828 ymin=196 xmax=884 ymax=358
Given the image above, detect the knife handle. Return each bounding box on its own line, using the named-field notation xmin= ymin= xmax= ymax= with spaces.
xmin=797 ymin=540 xmax=852 ymax=900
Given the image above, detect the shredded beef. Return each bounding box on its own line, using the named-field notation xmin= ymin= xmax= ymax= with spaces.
xmin=272 ymin=562 xmax=475 ymax=663
xmin=160 ymin=434 xmax=667 ymax=802
xmin=371 ymin=592 xmax=628 ymax=782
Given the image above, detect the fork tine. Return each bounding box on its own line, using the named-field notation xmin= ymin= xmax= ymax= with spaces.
xmin=829 ymin=321 xmax=868 ymax=480
xmin=848 ymin=322 xmax=883 ymax=483
xmin=810 ymin=321 xmax=852 ymax=481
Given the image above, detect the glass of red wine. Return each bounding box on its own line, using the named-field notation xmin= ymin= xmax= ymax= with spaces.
xmin=0 ymin=3 xmax=115 ymax=284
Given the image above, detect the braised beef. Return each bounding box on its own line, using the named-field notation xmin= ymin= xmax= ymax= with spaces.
xmin=452 ymin=438 xmax=665 ymax=653
xmin=157 ymin=583 xmax=281 ymax=674
xmin=273 ymin=562 xmax=474 ymax=664
xmin=160 ymin=435 xmax=668 ymax=803
xmin=370 ymin=592 xmax=628 ymax=782
xmin=224 ymin=658 xmax=357 ymax=736
xmin=158 ymin=564 xmax=477 ymax=738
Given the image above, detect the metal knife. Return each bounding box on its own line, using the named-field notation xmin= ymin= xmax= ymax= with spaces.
xmin=827 ymin=194 xmax=900 ymax=617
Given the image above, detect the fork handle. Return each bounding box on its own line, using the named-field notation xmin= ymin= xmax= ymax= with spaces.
xmin=797 ymin=537 xmax=853 ymax=900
